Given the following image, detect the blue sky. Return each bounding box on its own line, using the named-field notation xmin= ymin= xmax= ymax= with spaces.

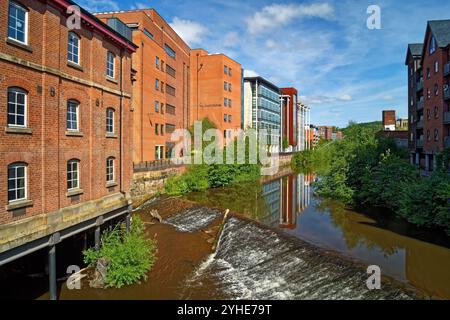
xmin=78 ymin=0 xmax=450 ymax=128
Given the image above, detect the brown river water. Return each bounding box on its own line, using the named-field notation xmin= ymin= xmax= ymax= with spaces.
xmin=2 ymin=171 xmax=450 ymax=300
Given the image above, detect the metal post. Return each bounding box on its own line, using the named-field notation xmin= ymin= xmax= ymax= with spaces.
xmin=48 ymin=245 xmax=57 ymax=300
xmin=125 ymin=212 xmax=132 ymax=234
xmin=95 ymin=226 xmax=101 ymax=251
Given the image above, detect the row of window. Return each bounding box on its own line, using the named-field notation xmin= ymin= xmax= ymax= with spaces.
xmin=223 ymin=114 xmax=232 ymax=123
xmin=7 ymin=158 xmax=116 ymax=204
xmin=223 ymin=98 xmax=232 ymax=108
xmin=7 ymin=87 xmax=116 ymax=134
xmin=155 ymin=57 xmax=176 ymax=78
xmin=155 ymin=79 xmax=176 ymax=96
xmin=224 ymin=82 xmax=232 ymax=92
xmin=224 ymin=65 xmax=232 ymax=76
xmin=8 ymin=2 xmax=117 ymax=79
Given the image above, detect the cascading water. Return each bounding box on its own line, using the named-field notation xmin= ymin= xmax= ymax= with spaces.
xmin=166 ymin=208 xmax=417 ymax=300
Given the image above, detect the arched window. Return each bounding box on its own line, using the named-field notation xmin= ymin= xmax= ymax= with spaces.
xmin=107 ymin=51 xmax=115 ymax=78
xmin=106 ymin=108 xmax=114 ymax=133
xmin=7 ymin=87 xmax=27 ymax=127
xmin=67 ymin=159 xmax=80 ymax=190
xmin=106 ymin=157 xmax=115 ymax=183
xmin=67 ymin=100 xmax=79 ymax=131
xmin=68 ymin=32 xmax=80 ymax=65
xmin=8 ymin=2 xmax=28 ymax=44
xmin=8 ymin=162 xmax=27 ymax=202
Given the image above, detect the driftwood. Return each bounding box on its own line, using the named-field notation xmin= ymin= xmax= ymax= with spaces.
xmin=211 ymin=209 xmax=230 ymax=252
xmin=150 ymin=209 xmax=163 ymax=223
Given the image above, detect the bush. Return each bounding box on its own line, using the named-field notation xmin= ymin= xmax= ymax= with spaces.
xmin=83 ymin=216 xmax=156 ymax=288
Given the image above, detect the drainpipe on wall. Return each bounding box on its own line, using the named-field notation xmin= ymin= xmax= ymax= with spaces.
xmin=119 ymin=49 xmax=124 ymax=195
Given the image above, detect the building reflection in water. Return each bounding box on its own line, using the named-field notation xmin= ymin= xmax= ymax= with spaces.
xmin=261 ymin=173 xmax=314 ymax=230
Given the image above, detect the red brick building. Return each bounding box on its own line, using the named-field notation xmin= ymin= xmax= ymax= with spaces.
xmin=190 ymin=48 xmax=242 ymax=144
xmin=0 ymin=0 xmax=136 ymax=298
xmin=280 ymin=88 xmax=298 ymax=150
xmin=382 ymin=110 xmax=396 ymax=131
xmin=96 ymin=9 xmax=191 ymax=162
xmin=406 ymin=20 xmax=450 ymax=170
xmin=318 ymin=126 xmax=334 ymax=141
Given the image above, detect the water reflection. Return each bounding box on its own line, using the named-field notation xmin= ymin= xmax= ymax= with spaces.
xmin=186 ymin=171 xmax=450 ymax=299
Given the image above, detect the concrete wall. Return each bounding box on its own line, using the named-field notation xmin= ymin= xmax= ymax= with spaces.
xmin=130 ymin=166 xmax=186 ymax=204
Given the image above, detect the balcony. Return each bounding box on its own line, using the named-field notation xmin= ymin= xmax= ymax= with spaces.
xmin=445 ymin=136 xmax=450 ymax=149
xmin=416 ymin=139 xmax=424 ymax=148
xmin=445 ymin=112 xmax=450 ymax=124
xmin=444 ymin=62 xmax=450 ymax=77
xmin=417 ymin=99 xmax=424 ymax=110
xmin=416 ymin=78 xmax=424 ymax=92
xmin=444 ymin=87 xmax=450 ymax=100
xmin=416 ymin=119 xmax=424 ymax=129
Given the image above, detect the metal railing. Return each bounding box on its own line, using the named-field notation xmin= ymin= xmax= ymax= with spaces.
xmin=416 ymin=139 xmax=424 ymax=148
xmin=445 ymin=112 xmax=450 ymax=124
xmin=444 ymin=62 xmax=450 ymax=76
xmin=417 ymin=99 xmax=424 ymax=110
xmin=416 ymin=119 xmax=424 ymax=129
xmin=444 ymin=87 xmax=450 ymax=100
xmin=133 ymin=159 xmax=184 ymax=172
xmin=445 ymin=136 xmax=450 ymax=149
xmin=416 ymin=78 xmax=424 ymax=92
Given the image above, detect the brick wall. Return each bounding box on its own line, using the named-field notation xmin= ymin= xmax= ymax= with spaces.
xmin=0 ymin=0 xmax=134 ymax=225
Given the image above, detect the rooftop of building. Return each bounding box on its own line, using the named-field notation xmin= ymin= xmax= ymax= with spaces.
xmin=191 ymin=48 xmax=242 ymax=66
xmin=244 ymin=76 xmax=280 ymax=92
xmin=57 ymin=0 xmax=137 ymax=52
xmin=94 ymin=8 xmax=190 ymax=52
xmin=428 ymin=20 xmax=450 ymax=48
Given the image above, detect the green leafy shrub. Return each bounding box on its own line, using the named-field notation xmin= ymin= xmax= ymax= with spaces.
xmin=83 ymin=216 xmax=156 ymax=288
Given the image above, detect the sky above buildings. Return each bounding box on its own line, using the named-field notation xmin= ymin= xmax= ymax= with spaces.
xmin=79 ymin=0 xmax=450 ymax=128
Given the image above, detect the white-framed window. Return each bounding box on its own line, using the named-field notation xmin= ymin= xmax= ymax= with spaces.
xmin=68 ymin=32 xmax=80 ymax=65
xmin=7 ymin=87 xmax=27 ymax=127
xmin=67 ymin=100 xmax=79 ymax=131
xmin=107 ymin=51 xmax=115 ymax=78
xmin=8 ymin=162 xmax=27 ymax=203
xmin=106 ymin=157 xmax=115 ymax=183
xmin=8 ymin=1 xmax=28 ymax=44
xmin=155 ymin=145 xmax=164 ymax=160
xmin=155 ymin=101 xmax=159 ymax=113
xmin=106 ymin=108 xmax=114 ymax=133
xmin=435 ymin=61 xmax=439 ymax=73
xmin=67 ymin=159 xmax=80 ymax=190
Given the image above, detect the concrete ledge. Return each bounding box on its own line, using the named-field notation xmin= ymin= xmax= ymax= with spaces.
xmin=65 ymin=131 xmax=84 ymax=137
xmin=106 ymin=182 xmax=118 ymax=188
xmin=106 ymin=133 xmax=118 ymax=139
xmin=5 ymin=199 xmax=33 ymax=211
xmin=67 ymin=61 xmax=84 ymax=72
xmin=5 ymin=126 xmax=33 ymax=134
xmin=66 ymin=188 xmax=84 ymax=197
xmin=5 ymin=38 xmax=33 ymax=53
xmin=106 ymin=76 xmax=118 ymax=84
xmin=0 ymin=192 xmax=131 ymax=257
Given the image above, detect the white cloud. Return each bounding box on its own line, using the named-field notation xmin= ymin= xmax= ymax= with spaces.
xmin=244 ymin=69 xmax=259 ymax=77
xmin=169 ymin=17 xmax=207 ymax=47
xmin=223 ymin=32 xmax=240 ymax=48
xmin=339 ymin=94 xmax=352 ymax=101
xmin=265 ymin=39 xmax=276 ymax=49
xmin=246 ymin=3 xmax=334 ymax=35
xmin=383 ymin=95 xmax=393 ymax=101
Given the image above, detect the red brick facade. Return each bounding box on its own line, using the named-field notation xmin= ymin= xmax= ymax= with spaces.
xmin=0 ymin=0 xmax=135 ymax=225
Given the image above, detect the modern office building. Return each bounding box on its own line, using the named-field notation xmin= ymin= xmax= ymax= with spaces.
xmin=280 ymin=88 xmax=298 ymax=151
xmin=96 ymin=9 xmax=191 ymax=162
xmin=243 ymin=76 xmax=281 ymax=152
xmin=0 ymin=0 xmax=137 ymax=299
xmin=297 ymin=100 xmax=310 ymax=151
xmin=405 ymin=20 xmax=450 ymax=170
xmin=190 ymin=48 xmax=242 ymax=143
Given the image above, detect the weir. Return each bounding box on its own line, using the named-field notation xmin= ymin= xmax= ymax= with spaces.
xmin=164 ymin=207 xmax=417 ymax=300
